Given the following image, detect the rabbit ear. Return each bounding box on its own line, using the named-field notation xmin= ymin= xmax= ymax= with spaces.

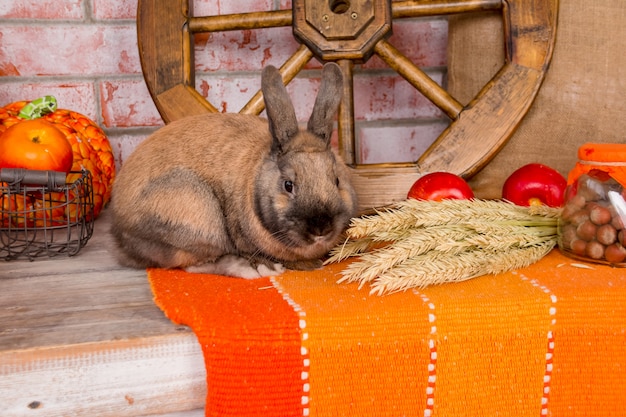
xmin=262 ymin=65 xmax=299 ymax=149
xmin=307 ymin=63 xmax=343 ymax=144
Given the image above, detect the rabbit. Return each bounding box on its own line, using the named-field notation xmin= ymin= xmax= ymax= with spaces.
xmin=110 ymin=63 xmax=358 ymax=279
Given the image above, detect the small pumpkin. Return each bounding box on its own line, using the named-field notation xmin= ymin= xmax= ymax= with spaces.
xmin=0 ymin=96 xmax=116 ymax=219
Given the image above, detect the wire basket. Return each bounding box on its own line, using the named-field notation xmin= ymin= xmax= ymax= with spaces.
xmin=1 ymin=168 xmax=95 ymax=261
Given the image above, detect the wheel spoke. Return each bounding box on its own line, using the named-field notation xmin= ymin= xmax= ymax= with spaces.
xmin=392 ymin=0 xmax=502 ymax=19
xmin=337 ymin=60 xmax=356 ymax=165
xmin=240 ymin=45 xmax=314 ymax=115
xmin=374 ymin=39 xmax=463 ymax=120
xmin=189 ymin=10 xmax=292 ymax=33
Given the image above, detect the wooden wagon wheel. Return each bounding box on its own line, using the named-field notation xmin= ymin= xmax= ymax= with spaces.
xmin=137 ymin=0 xmax=558 ymax=210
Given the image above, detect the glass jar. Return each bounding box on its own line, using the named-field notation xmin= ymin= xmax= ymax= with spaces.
xmin=558 ymin=143 xmax=626 ymax=266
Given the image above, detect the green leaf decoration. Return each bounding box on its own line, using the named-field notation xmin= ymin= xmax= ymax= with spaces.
xmin=18 ymin=95 xmax=58 ymax=119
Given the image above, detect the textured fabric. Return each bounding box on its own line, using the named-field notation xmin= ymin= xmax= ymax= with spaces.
xmin=148 ymin=250 xmax=626 ymax=416
xmin=447 ymin=2 xmax=626 ymax=199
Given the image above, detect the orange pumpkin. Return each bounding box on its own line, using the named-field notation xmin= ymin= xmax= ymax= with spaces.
xmin=0 ymin=98 xmax=116 ymax=220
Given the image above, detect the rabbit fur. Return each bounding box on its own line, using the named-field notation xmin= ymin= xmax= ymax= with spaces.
xmin=110 ymin=63 xmax=358 ymax=278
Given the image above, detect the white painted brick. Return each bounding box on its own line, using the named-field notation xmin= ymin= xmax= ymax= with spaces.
xmin=107 ymin=130 xmax=155 ymax=169
xmin=353 ymin=70 xmax=446 ymax=120
xmin=194 ymin=26 xmax=299 ymax=72
xmin=100 ymin=79 xmax=163 ymax=127
xmin=358 ymin=120 xmax=449 ymax=164
xmin=92 ymin=0 xmax=137 ymax=20
xmin=0 ymin=25 xmax=140 ymax=77
xmin=0 ymin=81 xmax=98 ymax=121
xmin=0 ymin=0 xmax=84 ymax=19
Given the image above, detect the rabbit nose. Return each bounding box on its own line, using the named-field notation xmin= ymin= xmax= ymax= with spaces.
xmin=307 ymin=213 xmax=335 ymax=238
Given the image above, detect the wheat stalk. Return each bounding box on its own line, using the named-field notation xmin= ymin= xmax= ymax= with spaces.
xmin=347 ymin=199 xmax=559 ymax=239
xmin=368 ymin=240 xmax=555 ymax=295
xmin=326 ymin=237 xmax=376 ymax=263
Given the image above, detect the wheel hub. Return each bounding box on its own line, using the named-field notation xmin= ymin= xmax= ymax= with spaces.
xmin=293 ymin=0 xmax=392 ymax=62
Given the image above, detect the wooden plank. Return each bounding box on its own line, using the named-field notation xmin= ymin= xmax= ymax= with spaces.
xmin=1 ymin=335 xmax=206 ymax=417
xmin=0 ymin=211 xmax=181 ymax=350
xmin=0 ymin=210 xmax=207 ymax=416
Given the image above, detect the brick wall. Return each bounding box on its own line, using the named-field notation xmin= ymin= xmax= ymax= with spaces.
xmin=0 ymin=0 xmax=449 ymax=169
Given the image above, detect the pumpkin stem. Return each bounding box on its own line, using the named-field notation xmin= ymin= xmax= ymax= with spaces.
xmin=18 ymin=95 xmax=58 ymax=120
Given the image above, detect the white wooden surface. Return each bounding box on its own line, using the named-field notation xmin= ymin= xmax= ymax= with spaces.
xmin=0 ymin=210 xmax=206 ymax=417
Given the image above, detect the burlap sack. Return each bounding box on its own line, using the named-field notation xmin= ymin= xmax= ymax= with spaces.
xmin=447 ymin=2 xmax=626 ymax=199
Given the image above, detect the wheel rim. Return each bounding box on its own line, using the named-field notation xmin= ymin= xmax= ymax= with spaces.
xmin=137 ymin=0 xmax=558 ymax=210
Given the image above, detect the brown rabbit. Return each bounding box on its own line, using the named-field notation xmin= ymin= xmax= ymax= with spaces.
xmin=110 ymin=63 xmax=357 ymax=278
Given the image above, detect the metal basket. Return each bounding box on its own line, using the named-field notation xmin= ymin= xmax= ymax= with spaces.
xmin=1 ymin=168 xmax=95 ymax=261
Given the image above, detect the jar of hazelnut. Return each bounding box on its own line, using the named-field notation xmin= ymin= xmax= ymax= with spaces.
xmin=558 ymin=143 xmax=626 ymax=266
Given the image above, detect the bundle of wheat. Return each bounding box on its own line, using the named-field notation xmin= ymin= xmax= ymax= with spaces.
xmin=326 ymin=199 xmax=561 ymax=295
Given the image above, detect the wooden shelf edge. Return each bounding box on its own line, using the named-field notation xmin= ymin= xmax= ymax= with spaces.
xmin=0 ymin=333 xmax=206 ymax=417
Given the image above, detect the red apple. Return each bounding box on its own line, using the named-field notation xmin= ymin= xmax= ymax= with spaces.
xmin=502 ymin=163 xmax=566 ymax=207
xmin=407 ymin=172 xmax=474 ymax=201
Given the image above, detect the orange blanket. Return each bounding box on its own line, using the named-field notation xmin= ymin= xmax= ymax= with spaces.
xmin=147 ymin=250 xmax=626 ymax=416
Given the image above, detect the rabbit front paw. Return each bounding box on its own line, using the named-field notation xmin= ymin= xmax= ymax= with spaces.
xmin=184 ymin=255 xmax=257 ymax=279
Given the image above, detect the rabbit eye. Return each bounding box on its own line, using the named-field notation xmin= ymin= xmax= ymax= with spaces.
xmin=335 ymin=177 xmax=340 ymax=187
xmin=284 ymin=180 xmax=294 ymax=193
